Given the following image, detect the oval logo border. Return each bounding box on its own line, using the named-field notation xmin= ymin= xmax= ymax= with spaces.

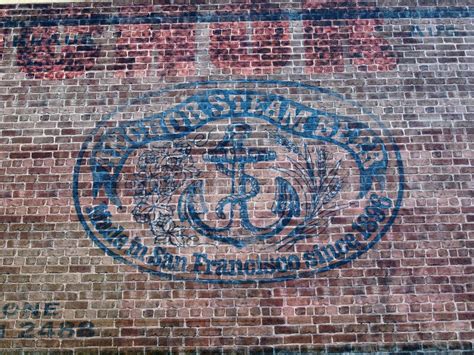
xmin=73 ymin=80 xmax=405 ymax=284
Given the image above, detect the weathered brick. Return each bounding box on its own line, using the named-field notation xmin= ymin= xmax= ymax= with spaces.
xmin=0 ymin=1 xmax=472 ymax=353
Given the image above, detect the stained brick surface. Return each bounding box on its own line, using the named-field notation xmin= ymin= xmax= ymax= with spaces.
xmin=0 ymin=0 xmax=473 ymax=353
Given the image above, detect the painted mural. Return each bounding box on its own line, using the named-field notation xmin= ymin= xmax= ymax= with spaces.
xmin=74 ymin=81 xmax=404 ymax=283
xmin=1 ymin=2 xmax=472 ymax=350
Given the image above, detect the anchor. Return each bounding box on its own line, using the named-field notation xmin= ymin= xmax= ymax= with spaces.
xmin=178 ymin=123 xmax=300 ymax=248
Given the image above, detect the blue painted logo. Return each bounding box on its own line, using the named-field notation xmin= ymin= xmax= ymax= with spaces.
xmin=179 ymin=123 xmax=300 ymax=248
xmin=73 ymin=80 xmax=404 ymax=283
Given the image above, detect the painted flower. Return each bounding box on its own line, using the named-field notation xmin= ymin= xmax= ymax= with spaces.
xmin=132 ymin=194 xmax=173 ymax=225
xmin=132 ymin=143 xmax=200 ymax=246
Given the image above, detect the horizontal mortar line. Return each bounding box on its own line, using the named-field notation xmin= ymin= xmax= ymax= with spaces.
xmin=0 ymin=7 xmax=473 ymax=28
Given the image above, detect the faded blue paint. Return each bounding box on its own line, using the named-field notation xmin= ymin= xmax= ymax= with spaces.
xmin=178 ymin=123 xmax=301 ymax=248
xmin=73 ymin=80 xmax=405 ymax=284
xmin=89 ymin=89 xmax=388 ymax=209
xmin=1 ymin=7 xmax=473 ymax=28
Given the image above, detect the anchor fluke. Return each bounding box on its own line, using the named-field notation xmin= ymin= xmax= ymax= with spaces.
xmin=178 ymin=181 xmax=208 ymax=224
xmin=272 ymin=177 xmax=301 ymax=217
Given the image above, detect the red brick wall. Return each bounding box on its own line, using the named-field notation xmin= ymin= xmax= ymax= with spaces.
xmin=0 ymin=1 xmax=473 ymax=353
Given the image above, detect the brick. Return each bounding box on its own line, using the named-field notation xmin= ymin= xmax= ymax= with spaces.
xmin=0 ymin=2 xmax=472 ymax=354
xmin=209 ymin=21 xmax=291 ymax=75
